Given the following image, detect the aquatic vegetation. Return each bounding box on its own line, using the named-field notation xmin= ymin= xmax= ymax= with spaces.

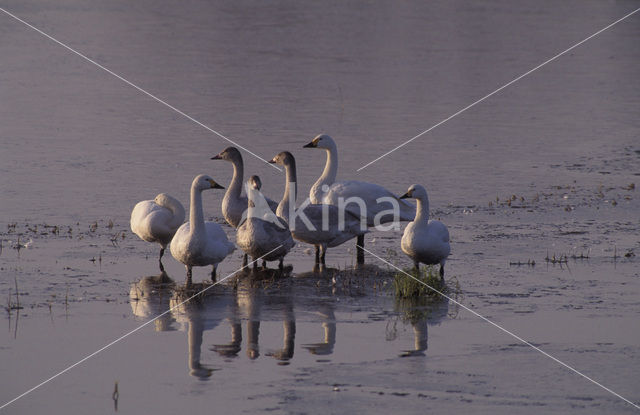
xmin=393 ymin=265 xmax=446 ymax=299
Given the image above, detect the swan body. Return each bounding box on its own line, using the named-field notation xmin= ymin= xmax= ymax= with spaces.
xmin=304 ymin=134 xmax=414 ymax=224
xmin=236 ymin=176 xmax=295 ymax=269
xmin=130 ymin=193 xmax=185 ymax=271
xmin=303 ymin=134 xmax=415 ymax=263
xmin=269 ymin=151 xmax=367 ymax=264
xmin=211 ymin=147 xmax=278 ymax=228
xmin=399 ymin=184 xmax=450 ymax=277
xmin=170 ymin=175 xmax=235 ymax=282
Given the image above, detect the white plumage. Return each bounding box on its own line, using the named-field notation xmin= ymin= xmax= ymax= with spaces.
xmin=130 ymin=193 xmax=185 ymax=271
xmin=170 ymin=175 xmax=235 ymax=282
xmin=303 ymin=134 xmax=415 ymax=263
xmin=269 ymin=151 xmax=367 ymax=265
xmin=399 ymin=184 xmax=450 ymax=278
xmin=211 ymin=147 xmax=278 ymax=228
xmin=235 ymin=175 xmax=295 ymax=270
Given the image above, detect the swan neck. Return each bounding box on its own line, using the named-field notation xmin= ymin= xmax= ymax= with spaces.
xmin=414 ymin=195 xmax=429 ymax=223
xmin=189 ymin=183 xmax=205 ymax=236
xmin=227 ymin=158 xmax=243 ymax=201
xmin=278 ymin=160 xmax=297 ymax=222
xmin=311 ymin=145 xmax=337 ymax=202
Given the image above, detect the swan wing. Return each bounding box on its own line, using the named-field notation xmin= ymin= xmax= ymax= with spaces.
xmin=323 ymin=180 xmax=415 ymax=224
xmin=131 ymin=200 xmax=176 ymax=244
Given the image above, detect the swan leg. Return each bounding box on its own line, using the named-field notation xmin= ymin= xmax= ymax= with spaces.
xmin=439 ymin=264 xmax=445 ymax=280
xmin=278 ymin=257 xmax=284 ymax=271
xmin=211 ymin=265 xmax=217 ymax=282
xmin=320 ymin=245 xmax=327 ymax=265
xmin=159 ymin=248 xmax=166 ymax=272
xmin=314 ymin=245 xmax=320 ymax=264
xmin=252 ymin=257 xmax=258 ymax=271
xmin=242 ymin=253 xmax=248 ymax=268
xmin=356 ymin=235 xmax=365 ymax=265
xmin=413 ymin=260 xmax=420 ymax=272
xmin=262 ymin=260 xmax=267 ymax=270
xmin=186 ymin=265 xmax=193 ymax=286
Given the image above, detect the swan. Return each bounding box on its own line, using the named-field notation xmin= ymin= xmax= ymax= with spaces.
xmin=130 ymin=193 xmax=185 ymax=271
xmin=210 ymin=147 xmax=279 ymax=228
xmin=399 ymin=184 xmax=450 ymax=278
xmin=303 ymin=134 xmax=415 ymax=263
xmin=235 ymin=175 xmax=295 ymax=270
xmin=269 ymin=151 xmax=367 ymax=265
xmin=170 ymin=175 xmax=236 ymax=283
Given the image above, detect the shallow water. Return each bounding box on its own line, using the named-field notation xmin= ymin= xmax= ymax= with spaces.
xmin=1 ymin=0 xmax=640 ymax=413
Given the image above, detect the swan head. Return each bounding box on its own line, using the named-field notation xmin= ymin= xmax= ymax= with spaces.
xmin=303 ymin=134 xmax=335 ymax=149
xmin=248 ymin=175 xmax=262 ymax=191
xmin=268 ymin=151 xmax=294 ymax=167
xmin=211 ymin=147 xmax=242 ymax=163
xmin=193 ymin=174 xmax=225 ymax=191
xmin=399 ymin=184 xmax=427 ymax=200
xmin=154 ymin=193 xmax=180 ymax=208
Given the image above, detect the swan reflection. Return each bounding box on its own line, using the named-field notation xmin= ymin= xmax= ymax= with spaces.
xmin=128 ymin=266 xmax=451 ymax=378
xmin=129 ymin=271 xmax=176 ymax=332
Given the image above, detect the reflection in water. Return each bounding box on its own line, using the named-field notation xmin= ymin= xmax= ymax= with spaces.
xmin=393 ymin=296 xmax=449 ymax=357
xmin=128 ymin=266 xmax=453 ymax=378
xmin=129 ymin=271 xmax=176 ymax=332
xmin=302 ymin=306 xmax=336 ymax=356
xmin=170 ymin=283 xmax=232 ymax=380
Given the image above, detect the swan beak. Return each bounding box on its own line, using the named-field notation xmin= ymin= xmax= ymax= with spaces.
xmin=303 ymin=140 xmax=316 ymax=148
xmin=268 ymin=158 xmax=276 ymax=164
xmin=399 ymin=191 xmax=411 ymax=199
xmin=210 ymin=154 xmax=222 ymax=160
xmin=208 ymin=179 xmax=224 ymax=189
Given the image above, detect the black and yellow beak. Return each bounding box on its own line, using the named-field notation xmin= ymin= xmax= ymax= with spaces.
xmin=208 ymin=179 xmax=224 ymax=189
xmin=210 ymin=153 xmax=222 ymax=160
xmin=303 ymin=140 xmax=317 ymax=148
xmin=399 ymin=191 xmax=412 ymax=199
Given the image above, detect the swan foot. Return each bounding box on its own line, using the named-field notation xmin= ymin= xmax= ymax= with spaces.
xmin=356 ymin=235 xmax=365 ymax=265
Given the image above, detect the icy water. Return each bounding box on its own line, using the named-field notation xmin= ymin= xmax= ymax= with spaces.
xmin=1 ymin=0 xmax=640 ymax=413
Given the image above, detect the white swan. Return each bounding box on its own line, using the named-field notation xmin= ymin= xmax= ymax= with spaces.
xmin=236 ymin=175 xmax=295 ymax=270
xmin=211 ymin=147 xmax=278 ymax=228
xmin=269 ymin=151 xmax=367 ymax=265
xmin=130 ymin=193 xmax=185 ymax=271
xmin=303 ymin=134 xmax=415 ymax=263
xmin=399 ymin=184 xmax=450 ymax=278
xmin=170 ymin=175 xmax=236 ymax=283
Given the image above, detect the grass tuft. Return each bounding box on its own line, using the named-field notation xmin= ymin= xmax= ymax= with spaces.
xmin=393 ymin=265 xmax=445 ymax=299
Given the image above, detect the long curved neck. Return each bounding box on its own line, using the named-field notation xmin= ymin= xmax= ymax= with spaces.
xmin=189 ymin=184 xmax=205 ymax=236
xmin=414 ymin=195 xmax=430 ymax=224
xmin=310 ymin=145 xmax=337 ymax=202
xmin=227 ymin=158 xmax=244 ymax=201
xmin=278 ymin=159 xmax=297 ymax=222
